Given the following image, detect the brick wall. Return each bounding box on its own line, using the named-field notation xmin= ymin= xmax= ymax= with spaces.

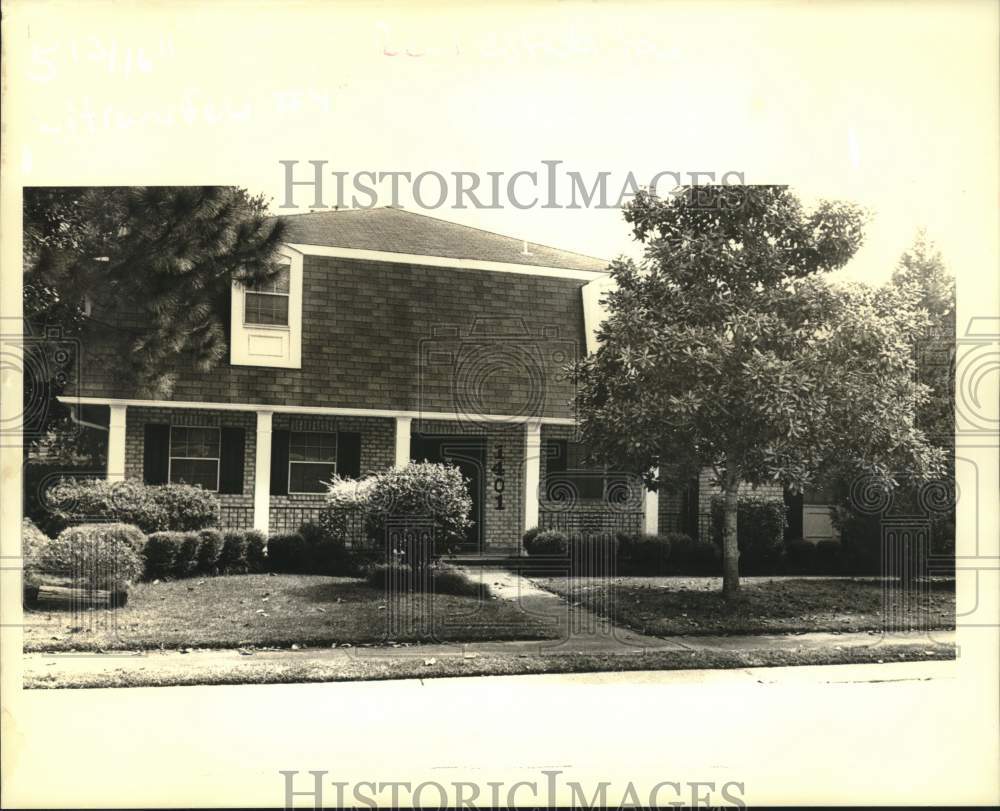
xmin=124 ymin=406 xmax=257 ymax=529
xmin=268 ymin=414 xmax=395 ymax=534
xmin=76 ymin=255 xmax=587 ymax=420
xmin=413 ymin=418 xmax=525 ymax=551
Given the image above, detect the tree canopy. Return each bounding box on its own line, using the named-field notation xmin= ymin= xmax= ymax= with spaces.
xmin=574 ymin=186 xmax=946 ymax=594
xmin=24 ymin=186 xmax=287 ymax=400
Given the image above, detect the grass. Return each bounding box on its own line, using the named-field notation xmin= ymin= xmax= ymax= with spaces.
xmin=24 ymin=641 xmax=956 ymax=689
xmin=532 ymin=576 xmax=956 ymax=636
xmin=23 ymin=574 xmax=560 ymax=652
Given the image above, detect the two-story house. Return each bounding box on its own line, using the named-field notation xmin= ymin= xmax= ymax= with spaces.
xmin=63 ymin=206 xmax=837 ymax=552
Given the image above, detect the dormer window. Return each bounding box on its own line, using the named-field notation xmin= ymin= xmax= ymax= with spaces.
xmin=245 ymin=265 xmax=290 ymax=326
xmin=230 ymin=247 xmax=302 ymax=368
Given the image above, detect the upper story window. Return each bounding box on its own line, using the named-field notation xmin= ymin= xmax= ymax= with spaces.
xmin=288 ymin=431 xmax=337 ymax=493
xmin=244 ymin=265 xmax=290 ymax=326
xmin=169 ymin=426 xmax=220 ymax=491
xmin=231 ymin=248 xmax=302 ymax=368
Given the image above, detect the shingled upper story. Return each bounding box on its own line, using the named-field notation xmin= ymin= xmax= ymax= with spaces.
xmin=66 ymin=207 xmax=834 ymax=550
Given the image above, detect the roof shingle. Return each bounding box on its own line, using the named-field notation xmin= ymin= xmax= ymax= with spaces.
xmin=272 ymin=206 xmax=609 ymax=272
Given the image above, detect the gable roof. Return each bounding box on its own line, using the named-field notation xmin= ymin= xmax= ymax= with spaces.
xmin=272 ymin=206 xmax=609 ymax=273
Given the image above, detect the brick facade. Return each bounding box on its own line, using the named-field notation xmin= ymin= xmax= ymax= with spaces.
xmin=76 ymin=255 xmax=587 ymax=420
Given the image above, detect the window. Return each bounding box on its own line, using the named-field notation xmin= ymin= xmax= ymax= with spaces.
xmin=288 ymin=431 xmax=337 ymax=493
xmin=169 ymin=426 xmax=220 ymax=490
xmin=545 ymin=439 xmax=631 ymax=503
xmin=244 ymin=265 xmax=290 ymax=326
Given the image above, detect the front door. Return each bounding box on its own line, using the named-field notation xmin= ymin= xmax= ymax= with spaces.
xmin=410 ymin=435 xmax=485 ymax=552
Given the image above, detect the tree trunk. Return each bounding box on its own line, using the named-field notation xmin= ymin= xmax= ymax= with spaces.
xmin=722 ymin=482 xmax=740 ymax=598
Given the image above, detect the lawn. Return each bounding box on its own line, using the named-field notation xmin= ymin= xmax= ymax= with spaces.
xmin=23 ymin=574 xmax=560 ymax=652
xmin=532 ymin=576 xmax=956 ymax=636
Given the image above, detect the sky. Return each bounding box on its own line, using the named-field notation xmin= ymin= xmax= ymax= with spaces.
xmin=6 ymin=0 xmax=998 ymax=288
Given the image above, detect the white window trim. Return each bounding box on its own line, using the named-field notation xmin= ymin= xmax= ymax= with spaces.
xmin=287 ymin=430 xmax=338 ymax=495
xmin=168 ymin=425 xmax=221 ymax=492
xmin=230 ymin=245 xmax=302 ymax=368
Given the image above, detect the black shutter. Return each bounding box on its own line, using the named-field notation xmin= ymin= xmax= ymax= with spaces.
xmin=336 ymin=431 xmax=362 ymax=479
xmin=683 ymin=476 xmax=700 ymax=538
xmin=143 ymin=424 xmax=170 ymax=484
xmin=270 ymin=429 xmax=290 ymax=495
xmin=219 ymin=427 xmax=246 ymax=494
xmin=784 ymin=488 xmax=804 ymax=541
xmin=546 ymin=439 xmax=568 ymax=473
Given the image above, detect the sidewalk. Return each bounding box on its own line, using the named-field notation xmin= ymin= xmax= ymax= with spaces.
xmin=23 ymin=565 xmax=955 ymax=688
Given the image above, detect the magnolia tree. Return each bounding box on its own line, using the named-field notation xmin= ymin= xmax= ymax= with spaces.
xmin=574 ymin=186 xmax=946 ymax=597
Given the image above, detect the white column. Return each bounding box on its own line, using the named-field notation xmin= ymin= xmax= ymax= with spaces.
xmin=394 ymin=416 xmax=412 ymax=469
xmin=106 ymin=404 xmax=127 ymax=481
xmin=253 ymin=410 xmax=273 ymax=535
xmin=644 ymin=467 xmax=660 ymax=535
xmin=523 ymin=422 xmax=541 ymax=532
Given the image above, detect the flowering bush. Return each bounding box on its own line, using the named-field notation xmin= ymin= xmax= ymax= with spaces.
xmin=317 ymin=475 xmax=377 ymax=543
xmin=365 ymin=462 xmax=473 ymax=563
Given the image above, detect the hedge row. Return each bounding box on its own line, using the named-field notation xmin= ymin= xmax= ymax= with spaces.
xmin=43 ymin=478 xmax=220 ymax=535
xmin=521 ymin=527 xmax=879 ymax=576
xmin=143 ymin=529 xmax=268 ymax=580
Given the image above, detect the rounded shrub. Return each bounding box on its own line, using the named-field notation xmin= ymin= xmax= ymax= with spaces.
xmin=569 ymin=533 xmax=620 ymax=575
xmin=220 ymin=531 xmax=250 ymax=574
xmin=617 ymin=532 xmax=674 ymax=575
xmin=318 ymin=476 xmax=376 ymax=545
xmin=266 ymin=533 xmax=307 ymax=573
xmin=711 ymin=495 xmax=787 ymax=574
xmin=144 ymin=531 xmax=185 ymax=580
xmin=299 ymin=522 xmax=350 ymax=575
xmin=365 ymin=462 xmax=473 ymax=561
xmin=524 ymin=529 xmax=569 ymax=557
xmin=41 ymin=524 xmax=143 ymax=590
xmin=669 ymin=533 xmax=721 ymax=575
xmin=22 ymin=518 xmax=49 ymax=582
xmin=196 ymin=529 xmax=224 ymax=574
xmin=244 ymin=529 xmax=267 ymax=573
xmin=175 ymin=532 xmax=201 ymax=577
xmin=150 ymin=484 xmax=220 ymax=531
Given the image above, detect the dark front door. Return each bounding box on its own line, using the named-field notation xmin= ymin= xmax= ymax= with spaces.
xmin=410 ymin=435 xmax=485 ymax=552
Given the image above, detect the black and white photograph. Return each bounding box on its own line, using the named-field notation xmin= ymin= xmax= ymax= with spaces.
xmin=1 ymin=1 xmax=998 ymax=808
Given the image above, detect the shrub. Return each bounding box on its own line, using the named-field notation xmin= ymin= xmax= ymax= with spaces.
xmin=245 ymin=529 xmax=267 ymax=573
xmin=365 ymin=463 xmax=473 ymax=563
xmin=711 ymin=495 xmax=787 ymax=573
xmin=366 ymin=563 xmax=490 ymax=597
xmin=144 ymin=531 xmax=184 ymax=580
xmin=318 ymin=476 xmax=377 ymax=544
xmin=524 ymin=529 xmax=568 ymax=557
xmin=266 ymin=533 xmax=308 ymax=573
xmin=219 ymin=531 xmax=250 ymax=574
xmin=617 ymin=532 xmax=674 ymax=575
xmin=300 ymin=522 xmax=352 ymax=575
xmin=22 ymin=518 xmax=49 ymax=586
xmin=196 ymin=529 xmax=224 ymax=574
xmin=569 ymin=533 xmax=619 ymax=575
xmin=40 ymin=524 xmax=143 ymax=590
xmin=43 ymin=478 xmax=220 ymax=534
xmin=669 ymin=533 xmax=721 ymax=575
xmin=150 ymin=484 xmax=220 ymax=532
xmin=784 ymin=539 xmax=817 ymax=574
xmin=522 ymin=526 xmax=541 ymax=549
xmin=176 ymin=532 xmax=201 ymax=577
xmin=815 ymin=540 xmax=843 ymax=575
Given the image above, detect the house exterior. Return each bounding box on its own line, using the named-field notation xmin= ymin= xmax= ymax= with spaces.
xmin=64 ymin=206 xmax=837 ymax=552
